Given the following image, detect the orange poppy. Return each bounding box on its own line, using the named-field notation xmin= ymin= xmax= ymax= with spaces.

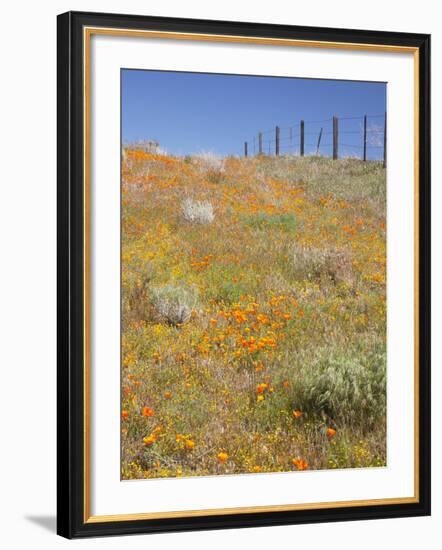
xmin=142 ymin=406 xmax=155 ymax=417
xmin=143 ymin=434 xmax=157 ymax=446
xmin=217 ymin=452 xmax=229 ymax=464
xmin=292 ymin=458 xmax=308 ymax=470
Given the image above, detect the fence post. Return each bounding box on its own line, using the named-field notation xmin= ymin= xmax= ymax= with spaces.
xmin=258 ymin=132 xmax=262 ymax=155
xmin=383 ymin=111 xmax=387 ymax=169
xmin=363 ymin=115 xmax=367 ymax=161
xmin=316 ymin=127 xmax=323 ymax=155
xmin=244 ymin=141 xmax=248 ymax=158
xmin=275 ymin=126 xmax=280 ymax=156
xmin=332 ymin=116 xmax=339 ymax=160
xmin=300 ymin=120 xmax=305 ymax=157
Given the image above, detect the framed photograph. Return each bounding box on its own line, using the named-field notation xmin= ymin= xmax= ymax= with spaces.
xmin=57 ymin=11 xmax=430 ymax=538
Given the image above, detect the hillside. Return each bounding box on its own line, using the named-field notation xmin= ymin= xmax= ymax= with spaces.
xmin=121 ymin=151 xmax=387 ymax=479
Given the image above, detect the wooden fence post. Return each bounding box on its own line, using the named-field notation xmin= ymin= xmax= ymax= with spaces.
xmin=258 ymin=132 xmax=262 ymax=155
xmin=363 ymin=115 xmax=367 ymax=162
xmin=332 ymin=116 xmax=339 ymax=160
xmin=275 ymin=126 xmax=280 ymax=156
xmin=300 ymin=120 xmax=305 ymax=157
xmin=316 ymin=128 xmax=323 ymax=155
xmin=383 ymin=111 xmax=387 ymax=169
xmin=244 ymin=141 xmax=248 ymax=158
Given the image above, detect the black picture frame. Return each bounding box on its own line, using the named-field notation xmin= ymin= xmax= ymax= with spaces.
xmin=57 ymin=10 xmax=431 ymax=539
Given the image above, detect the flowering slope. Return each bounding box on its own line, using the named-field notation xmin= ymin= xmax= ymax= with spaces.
xmin=121 ymin=151 xmax=386 ymax=479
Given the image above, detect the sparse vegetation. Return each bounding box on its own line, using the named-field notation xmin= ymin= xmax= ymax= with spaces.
xmin=121 ymin=150 xmax=386 ymax=479
xmin=292 ymin=243 xmax=354 ymax=285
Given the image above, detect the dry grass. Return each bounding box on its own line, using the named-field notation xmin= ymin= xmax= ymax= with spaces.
xmin=121 ymin=150 xmax=387 ymax=479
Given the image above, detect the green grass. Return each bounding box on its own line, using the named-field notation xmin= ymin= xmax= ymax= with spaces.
xmin=241 ymin=212 xmax=298 ymax=232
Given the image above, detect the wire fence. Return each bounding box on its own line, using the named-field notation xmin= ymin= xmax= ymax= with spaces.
xmin=243 ymin=113 xmax=387 ymax=167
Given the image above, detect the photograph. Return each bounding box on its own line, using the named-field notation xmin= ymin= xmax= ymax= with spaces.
xmin=53 ymin=8 xmax=430 ymax=540
xmin=120 ymin=69 xmax=388 ymax=480
xmin=0 ymin=1 xmax=435 ymax=546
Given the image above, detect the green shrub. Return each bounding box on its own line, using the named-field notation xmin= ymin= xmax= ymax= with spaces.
xmin=289 ymin=349 xmax=386 ymax=428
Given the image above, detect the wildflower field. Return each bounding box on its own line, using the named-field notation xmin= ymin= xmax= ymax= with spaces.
xmin=121 ymin=150 xmax=387 ymax=480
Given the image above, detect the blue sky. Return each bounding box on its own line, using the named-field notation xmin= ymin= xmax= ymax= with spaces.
xmin=122 ymin=69 xmax=386 ymax=159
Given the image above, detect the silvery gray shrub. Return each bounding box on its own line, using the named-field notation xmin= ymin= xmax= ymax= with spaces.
xmin=151 ymin=284 xmax=198 ymax=326
xmin=182 ymin=198 xmax=215 ymax=224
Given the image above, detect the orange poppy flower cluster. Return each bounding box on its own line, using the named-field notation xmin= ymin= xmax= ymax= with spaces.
xmin=292 ymin=458 xmax=308 ymax=471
